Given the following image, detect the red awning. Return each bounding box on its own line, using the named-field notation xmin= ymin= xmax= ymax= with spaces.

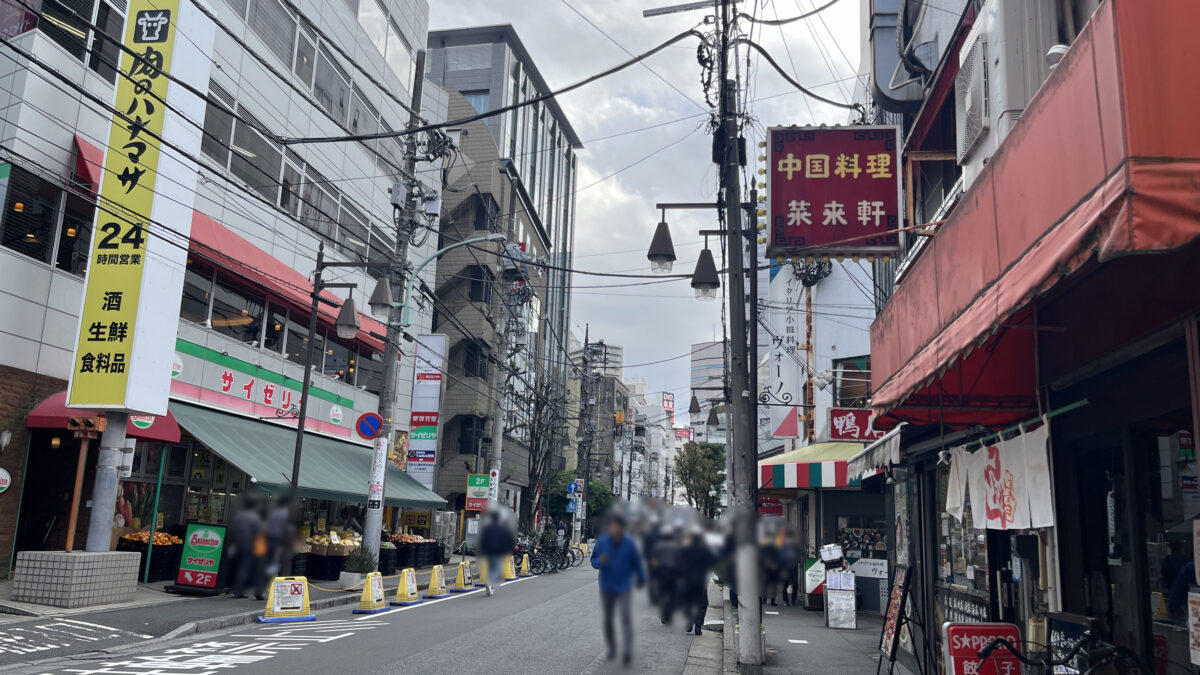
xmin=73 ymin=134 xmax=104 ymax=192
xmin=871 ymin=0 xmax=1200 ymax=429
xmin=188 ymin=211 xmax=386 ymax=353
xmin=27 ymin=391 xmax=181 ymax=443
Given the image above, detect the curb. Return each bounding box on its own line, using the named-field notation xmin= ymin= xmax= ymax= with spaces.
xmin=722 ymin=587 xmax=736 ymax=673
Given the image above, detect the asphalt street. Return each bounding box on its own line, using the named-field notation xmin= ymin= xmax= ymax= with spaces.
xmin=13 ymin=565 xmax=700 ymax=675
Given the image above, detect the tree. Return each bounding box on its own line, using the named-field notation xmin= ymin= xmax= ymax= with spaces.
xmin=675 ymin=442 xmax=726 ymax=517
xmin=545 ymin=470 xmax=578 ymax=525
xmin=588 ymin=479 xmax=614 ymax=520
xmin=516 ymin=373 xmax=567 ymax=530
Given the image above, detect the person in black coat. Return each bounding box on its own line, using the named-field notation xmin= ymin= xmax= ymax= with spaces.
xmin=479 ymin=510 xmax=516 ymax=595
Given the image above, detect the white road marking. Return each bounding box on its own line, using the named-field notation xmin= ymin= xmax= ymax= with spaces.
xmin=788 ymin=639 xmax=808 ymax=644
xmin=765 ymin=611 xmax=779 ymax=615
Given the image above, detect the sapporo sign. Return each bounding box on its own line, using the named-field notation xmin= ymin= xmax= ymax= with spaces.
xmin=176 ymin=523 xmax=226 ymax=589
xmin=766 ymin=125 xmax=902 ymax=259
xmin=68 ymin=0 xmax=212 ymax=412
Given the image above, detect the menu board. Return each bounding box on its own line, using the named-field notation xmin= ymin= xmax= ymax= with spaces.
xmin=880 ymin=565 xmax=910 ymax=660
xmin=1046 ymin=612 xmax=1092 ymax=674
xmin=826 ymin=589 xmax=857 ymax=629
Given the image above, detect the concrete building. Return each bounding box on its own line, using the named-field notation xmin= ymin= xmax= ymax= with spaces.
xmin=689 ymin=340 xmax=726 ymax=443
xmin=570 ymin=340 xmax=623 ymax=379
xmin=0 ymin=0 xmax=447 ymax=571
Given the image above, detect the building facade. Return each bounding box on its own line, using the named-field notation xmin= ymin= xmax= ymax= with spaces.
xmin=0 ymin=0 xmax=447 ymax=570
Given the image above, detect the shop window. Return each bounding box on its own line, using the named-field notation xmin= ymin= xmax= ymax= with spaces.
xmin=229 ymin=115 xmax=284 ymax=201
xmin=246 ymin=0 xmax=295 ymax=66
xmin=263 ymin=303 xmax=287 ymax=353
xmin=166 ymin=444 xmax=189 ymax=482
xmin=180 ymin=265 xmax=213 ymax=324
xmin=39 ymin=0 xmax=94 ymax=60
xmin=210 ymin=278 xmax=265 ymax=344
xmin=54 ymin=193 xmax=93 ymax=276
xmin=356 ymin=347 xmax=383 ymax=394
xmin=284 ymin=316 xmax=312 ymax=365
xmin=937 ymin=464 xmax=988 ymax=593
xmin=323 ymin=334 xmax=353 ymax=383
xmin=1 ymin=165 xmax=61 ymax=264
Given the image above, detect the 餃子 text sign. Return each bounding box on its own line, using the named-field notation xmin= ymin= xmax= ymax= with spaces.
xmin=766 ymin=126 xmax=902 ymax=259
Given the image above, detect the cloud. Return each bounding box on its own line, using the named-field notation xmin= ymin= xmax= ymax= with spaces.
xmin=429 ymin=0 xmax=862 ymax=411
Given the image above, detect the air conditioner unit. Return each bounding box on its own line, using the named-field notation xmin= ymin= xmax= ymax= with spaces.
xmin=955 ymin=0 xmax=1059 ymax=188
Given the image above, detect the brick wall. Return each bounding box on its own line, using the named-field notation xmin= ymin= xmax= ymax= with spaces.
xmin=0 ymin=364 xmax=67 ymax=576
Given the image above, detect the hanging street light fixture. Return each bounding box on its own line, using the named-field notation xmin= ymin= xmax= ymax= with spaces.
xmin=647 ymin=221 xmax=676 ymax=273
xmin=688 ymin=392 xmax=702 ymax=415
xmin=691 ymin=248 xmax=721 ymax=300
xmin=334 ymin=296 xmax=361 ymax=340
xmin=367 ymin=276 xmax=393 ymax=318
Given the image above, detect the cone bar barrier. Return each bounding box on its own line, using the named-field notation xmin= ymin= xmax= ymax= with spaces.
xmin=502 ymin=555 xmax=517 ymax=581
xmin=517 ymin=554 xmax=534 ymax=577
xmin=423 ymin=565 xmax=451 ymax=599
xmin=391 ymin=568 xmax=423 ymax=606
xmin=258 ymin=577 xmax=316 ymax=623
xmin=352 ymin=572 xmax=391 ymax=614
xmin=450 ymin=561 xmax=481 ymax=592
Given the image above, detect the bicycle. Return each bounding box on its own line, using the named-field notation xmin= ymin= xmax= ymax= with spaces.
xmin=977 ymin=630 xmax=1151 ymax=674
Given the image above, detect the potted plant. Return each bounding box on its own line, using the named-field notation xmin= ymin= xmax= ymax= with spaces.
xmin=339 ymin=548 xmax=376 ymax=590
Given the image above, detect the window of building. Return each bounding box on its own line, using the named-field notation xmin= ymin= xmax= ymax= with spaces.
xmin=263 ymin=303 xmax=287 ymax=353
xmin=337 ymin=201 xmax=368 ymax=258
xmin=210 ymin=278 xmax=265 ymax=344
xmin=466 ymin=265 xmax=492 ymax=303
xmin=461 ymin=91 xmax=489 ymax=114
xmin=55 ymin=193 xmax=93 ymax=276
xmin=356 ymin=347 xmax=383 ymax=394
xmin=348 ymin=84 xmax=380 ymax=140
xmin=179 ymin=265 xmax=213 ymax=324
xmin=284 ymin=316 xmax=312 ymax=365
xmin=1 ymin=165 xmax=60 ymax=264
xmin=384 ymin=21 xmax=413 ymax=87
xmin=280 ymin=158 xmax=302 ymax=216
xmin=200 ymin=95 xmax=235 ymax=167
xmin=833 ymin=355 xmax=871 ymax=408
xmin=454 ymin=339 xmax=488 ymax=381
xmin=39 ymin=0 xmax=94 ymax=60
xmin=323 ymin=334 xmax=353 ymax=383
xmin=313 ymin=46 xmax=351 ymax=125
xmin=367 ymin=230 xmax=394 ymax=278
xmin=293 ymin=23 xmax=316 ymax=87
xmin=87 ymin=2 xmax=123 ymax=84
xmin=299 ymin=167 xmax=337 ymax=240
xmin=221 ymin=0 xmax=248 ymax=15
xmin=247 ymin=0 xmax=295 ymax=66
xmin=357 ymin=0 xmax=387 ymax=57
xmin=229 ymin=113 xmax=284 ymax=202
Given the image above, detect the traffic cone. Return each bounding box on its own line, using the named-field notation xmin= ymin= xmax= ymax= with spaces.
xmin=518 ymin=553 xmax=534 ymax=577
xmin=423 ymin=565 xmax=451 ymax=599
xmin=502 ymin=555 xmax=518 ymax=580
xmin=391 ymin=568 xmax=423 ymax=606
xmin=258 ymin=576 xmax=316 ymax=623
xmin=352 ymin=572 xmax=391 ymax=614
xmin=450 ymin=561 xmax=481 ymax=592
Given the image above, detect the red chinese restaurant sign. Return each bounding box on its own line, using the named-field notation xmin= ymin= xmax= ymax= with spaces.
xmin=766 ymin=126 xmax=902 ymax=258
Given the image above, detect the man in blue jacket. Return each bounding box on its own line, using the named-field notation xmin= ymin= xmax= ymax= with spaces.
xmin=591 ymin=513 xmax=647 ymax=664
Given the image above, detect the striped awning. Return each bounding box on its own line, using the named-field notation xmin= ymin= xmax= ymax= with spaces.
xmin=758 ymin=442 xmax=865 ymax=489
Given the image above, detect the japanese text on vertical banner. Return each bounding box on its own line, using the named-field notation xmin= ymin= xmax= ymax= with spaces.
xmin=766 ymin=126 xmax=902 ymax=258
xmin=70 ymin=2 xmax=180 ymax=407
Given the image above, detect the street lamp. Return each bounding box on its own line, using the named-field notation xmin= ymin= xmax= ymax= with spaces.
xmin=367 ymin=276 xmax=393 ymax=317
xmin=647 ymin=221 xmax=676 ymax=273
xmin=691 ymin=248 xmax=720 ymax=300
xmin=400 ymin=232 xmax=506 ymax=327
xmin=334 ymin=296 xmax=361 ymax=339
xmin=706 ymin=406 xmax=721 ymax=430
xmin=688 ymin=392 xmax=702 ymax=416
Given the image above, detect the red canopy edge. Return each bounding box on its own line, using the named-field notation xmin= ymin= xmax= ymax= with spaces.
xmin=72 ymin=134 xmax=104 ymax=192
xmin=870 ymin=0 xmax=1200 ymax=428
xmin=27 ymin=391 xmax=181 ymax=443
xmin=188 ymin=211 xmax=386 ymax=353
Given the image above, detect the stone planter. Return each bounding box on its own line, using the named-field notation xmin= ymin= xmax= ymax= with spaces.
xmin=338 ymin=571 xmax=364 ymax=590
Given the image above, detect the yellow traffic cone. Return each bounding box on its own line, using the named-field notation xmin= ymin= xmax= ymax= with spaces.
xmin=258 ymin=576 xmax=316 ymax=623
xmin=353 ymin=572 xmax=391 ymax=614
xmin=423 ymin=564 xmax=451 ymax=599
xmin=391 ymin=568 xmax=423 ymax=606
xmin=502 ymin=555 xmax=518 ymax=580
xmin=518 ymin=553 xmax=534 ymax=577
xmin=450 ymin=561 xmax=481 ymax=593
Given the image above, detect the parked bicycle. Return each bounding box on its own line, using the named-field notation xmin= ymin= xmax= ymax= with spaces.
xmin=977 ymin=630 xmax=1152 ymax=674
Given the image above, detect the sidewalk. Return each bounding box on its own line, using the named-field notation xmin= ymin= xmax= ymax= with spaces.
xmin=0 ymin=555 xmax=477 ymax=637
xmin=759 ymin=602 xmax=916 ymax=675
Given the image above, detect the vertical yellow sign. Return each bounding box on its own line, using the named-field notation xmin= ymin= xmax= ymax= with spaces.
xmin=69 ymin=1 xmax=181 ymax=407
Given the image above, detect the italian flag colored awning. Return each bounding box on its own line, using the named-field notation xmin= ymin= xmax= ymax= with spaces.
xmin=758 ymin=442 xmax=865 ymax=489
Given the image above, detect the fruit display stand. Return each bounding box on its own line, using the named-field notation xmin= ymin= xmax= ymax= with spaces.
xmin=116 ymin=531 xmax=184 ymax=582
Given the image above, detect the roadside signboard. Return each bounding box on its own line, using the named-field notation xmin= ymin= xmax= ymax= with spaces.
xmin=830 ymin=408 xmax=886 ymax=441
xmin=466 ymin=474 xmax=490 ymax=510
xmin=766 ymin=125 xmax=902 ymax=259
xmin=406 ymin=335 xmax=447 ymax=490
xmin=942 ymin=622 xmax=1021 ymax=675
xmin=567 ymin=480 xmax=580 ymax=494
xmin=566 ymin=499 xmax=577 ymax=513
xmin=176 ymin=523 xmax=226 ymax=590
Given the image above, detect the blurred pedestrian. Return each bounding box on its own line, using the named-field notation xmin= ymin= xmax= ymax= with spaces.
xmin=229 ymin=495 xmax=264 ymax=600
xmin=650 ymin=523 xmax=680 ymax=623
xmin=479 ymin=510 xmax=515 ymax=596
xmin=339 ymin=507 xmax=363 ymax=534
xmin=779 ymin=530 xmax=801 ymax=606
xmin=265 ymin=496 xmax=293 ymax=579
xmin=679 ymin=525 xmax=715 ymax=635
xmin=760 ymin=537 xmax=783 ymax=606
xmin=591 ymin=513 xmax=646 ymax=665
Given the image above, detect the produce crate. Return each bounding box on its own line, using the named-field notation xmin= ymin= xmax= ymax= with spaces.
xmin=291 ymin=552 xmax=308 ymax=577
xmin=379 ymin=548 xmax=397 ymax=576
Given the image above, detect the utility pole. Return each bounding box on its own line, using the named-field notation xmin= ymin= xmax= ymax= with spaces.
xmin=487 ymin=278 xmax=532 ymax=509
xmin=716 ymin=0 xmax=763 ymax=670
xmin=363 ymin=50 xmax=427 ymax=561
xmin=577 ymin=324 xmax=593 ymax=539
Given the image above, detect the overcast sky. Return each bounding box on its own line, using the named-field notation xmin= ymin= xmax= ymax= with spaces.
xmin=430 ymin=0 xmax=863 ymax=426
